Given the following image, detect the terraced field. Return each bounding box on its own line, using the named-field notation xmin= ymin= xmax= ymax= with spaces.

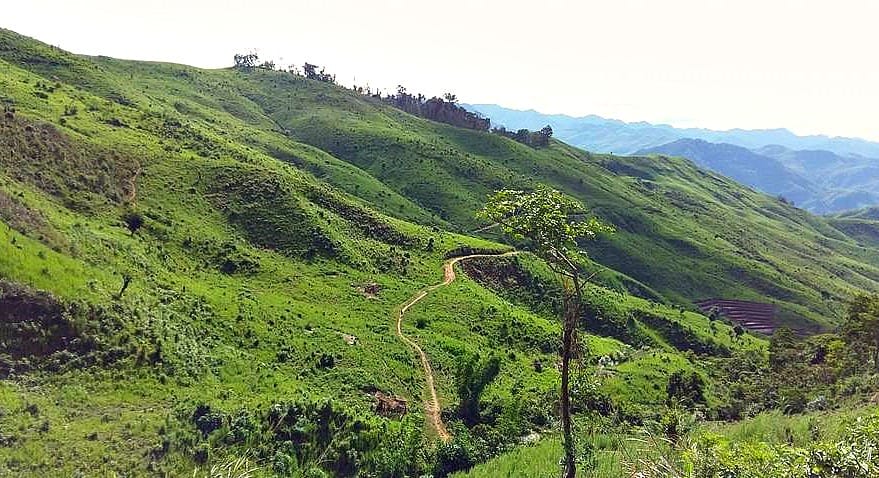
xmin=696 ymin=298 xmax=779 ymax=334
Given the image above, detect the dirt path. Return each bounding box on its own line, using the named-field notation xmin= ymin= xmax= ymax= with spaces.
xmin=396 ymin=251 xmax=517 ymax=442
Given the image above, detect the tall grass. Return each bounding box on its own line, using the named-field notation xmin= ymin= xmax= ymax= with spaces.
xmin=191 ymin=456 xmax=259 ymax=478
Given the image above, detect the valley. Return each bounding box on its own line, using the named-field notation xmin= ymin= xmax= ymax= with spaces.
xmin=470 ymin=104 xmax=879 ymax=214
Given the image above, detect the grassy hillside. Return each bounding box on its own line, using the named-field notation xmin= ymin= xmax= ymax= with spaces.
xmin=452 ymin=406 xmax=879 ymax=478
xmin=835 ymin=206 xmax=879 ymax=221
xmin=637 ymin=139 xmax=823 ymax=209
xmin=5 ymin=28 xmax=875 ymax=329
xmin=217 ymin=67 xmax=879 ymax=330
xmin=0 ymin=28 xmax=877 ymax=477
xmin=0 ymin=29 xmax=776 ymax=477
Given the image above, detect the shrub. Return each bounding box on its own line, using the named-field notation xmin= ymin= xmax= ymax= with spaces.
xmin=456 ymin=354 xmax=501 ymax=426
xmin=666 ymin=370 xmax=706 ymax=407
xmin=779 ymin=388 xmax=808 ymax=415
xmin=123 ymin=210 xmax=144 ymax=234
xmin=684 ymin=414 xmax=879 ymax=478
xmin=192 ymin=404 xmax=225 ymax=437
xmin=318 ymin=353 xmax=335 ymax=368
xmin=434 ymin=433 xmax=478 ymax=477
xmin=193 ymin=442 xmax=210 ymax=464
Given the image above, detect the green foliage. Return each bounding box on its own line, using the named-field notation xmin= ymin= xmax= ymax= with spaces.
xmin=769 ymin=327 xmax=798 ymax=370
xmin=843 ymin=294 xmax=879 ymax=371
xmin=478 ymin=185 xmax=612 ymax=268
xmin=480 ymin=185 xmax=614 ymax=478
xmin=456 ymin=354 xmax=502 ymax=426
xmin=167 ymin=399 xmax=437 ymax=477
xmin=707 ymin=295 xmax=879 ymax=421
xmin=457 ymin=408 xmax=879 ymax=478
xmin=491 ymin=125 xmax=554 ymax=148
xmin=666 ymin=371 xmax=706 ymax=407
xmin=0 ymin=26 xmax=877 ymax=478
xmin=685 ymin=414 xmax=879 ymax=478
xmin=122 ymin=210 xmax=144 ymax=234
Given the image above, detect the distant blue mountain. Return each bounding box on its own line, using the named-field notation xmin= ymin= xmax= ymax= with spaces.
xmin=466 ymin=104 xmax=879 ymax=213
xmin=465 ymin=104 xmax=879 ymax=158
xmin=756 ymin=145 xmax=879 ymax=213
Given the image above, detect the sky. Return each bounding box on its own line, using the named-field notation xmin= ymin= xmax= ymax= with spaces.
xmin=5 ymin=0 xmax=879 ymax=141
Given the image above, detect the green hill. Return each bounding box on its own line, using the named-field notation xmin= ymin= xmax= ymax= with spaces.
xmin=0 ymin=28 xmax=877 ymax=476
xmin=226 ymin=65 xmax=879 ymax=330
xmin=636 ymin=139 xmax=820 ymax=208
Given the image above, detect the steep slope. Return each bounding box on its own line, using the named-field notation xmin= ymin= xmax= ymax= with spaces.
xmin=0 ymin=29 xmax=773 ymax=477
xmin=637 ymin=139 xmax=820 ymax=207
xmin=208 ymin=72 xmax=879 ymax=330
xmin=828 ymin=207 xmax=879 ymax=250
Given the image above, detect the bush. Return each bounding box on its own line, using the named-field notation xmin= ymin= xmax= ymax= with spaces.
xmin=666 ymin=370 xmax=706 ymax=407
xmin=456 ymin=354 xmax=501 ymax=425
xmin=193 ymin=442 xmax=210 ymax=464
xmin=192 ymin=404 xmax=224 ymax=437
xmin=685 ymin=415 xmax=879 ymax=477
xmin=434 ymin=433 xmax=478 ymax=477
xmin=123 ymin=210 xmax=144 ymax=234
xmin=779 ymin=388 xmax=807 ymax=415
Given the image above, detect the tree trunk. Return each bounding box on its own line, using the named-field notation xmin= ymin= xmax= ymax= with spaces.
xmin=560 ymin=276 xmax=581 ymax=478
xmin=114 ymin=274 xmax=132 ymax=300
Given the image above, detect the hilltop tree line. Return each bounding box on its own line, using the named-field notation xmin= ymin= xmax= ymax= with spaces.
xmin=233 ymin=52 xmax=559 ymax=145
xmin=233 ymin=52 xmax=336 ymax=84
xmin=232 ymin=53 xmax=485 ymax=131
xmin=491 ymin=124 xmax=554 ymax=148
xmin=364 ymin=85 xmax=490 ymax=132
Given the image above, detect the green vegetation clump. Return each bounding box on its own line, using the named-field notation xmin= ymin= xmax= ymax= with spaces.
xmin=685 ymin=413 xmax=879 ymax=478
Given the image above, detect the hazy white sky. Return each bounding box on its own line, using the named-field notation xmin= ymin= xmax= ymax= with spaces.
xmin=5 ymin=0 xmax=879 ymax=140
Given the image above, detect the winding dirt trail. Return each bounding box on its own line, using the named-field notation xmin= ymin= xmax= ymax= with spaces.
xmin=396 ymin=251 xmax=517 ymax=442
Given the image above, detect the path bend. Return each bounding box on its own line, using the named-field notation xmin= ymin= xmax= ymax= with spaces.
xmin=396 ymin=251 xmax=517 ymax=442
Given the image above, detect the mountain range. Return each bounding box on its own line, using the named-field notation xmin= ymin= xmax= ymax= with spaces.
xmin=467 ymin=104 xmax=879 ymax=214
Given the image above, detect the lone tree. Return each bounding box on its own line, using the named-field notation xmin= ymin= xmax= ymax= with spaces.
xmin=478 ymin=185 xmax=612 ymax=478
xmin=303 ymin=62 xmax=318 ymax=79
xmin=114 ymin=273 xmax=132 ymax=300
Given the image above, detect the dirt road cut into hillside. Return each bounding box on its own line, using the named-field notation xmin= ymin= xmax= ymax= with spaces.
xmin=395 ymin=251 xmax=517 ymax=442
